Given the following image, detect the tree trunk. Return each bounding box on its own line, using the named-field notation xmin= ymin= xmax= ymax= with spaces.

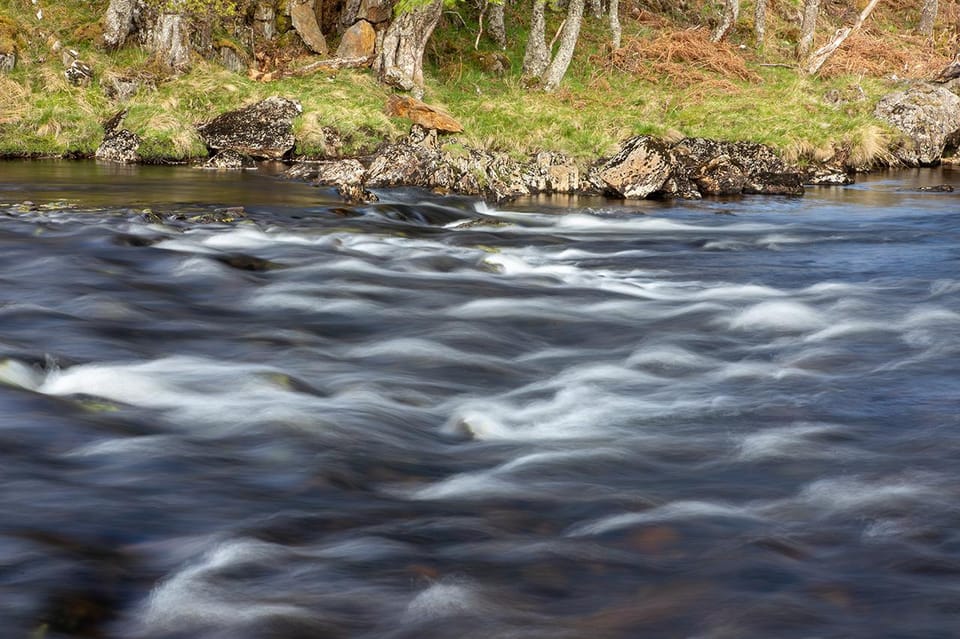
xmin=754 ymin=0 xmax=766 ymax=50
xmin=609 ymin=0 xmax=621 ymax=49
xmin=804 ymin=0 xmax=881 ymax=75
xmin=290 ymin=0 xmax=329 ymax=55
xmin=711 ymin=0 xmax=739 ymax=43
xmin=489 ymin=1 xmax=507 ymax=49
xmin=376 ymin=0 xmax=443 ymax=97
xmin=587 ymin=0 xmax=603 ymax=19
xmin=797 ymin=0 xmax=819 ymax=60
xmin=103 ymin=0 xmax=139 ymax=49
xmin=542 ymin=0 xmax=585 ymax=92
xmin=919 ymin=0 xmax=937 ymax=36
xmin=152 ymin=12 xmax=191 ymax=71
xmin=522 ymin=0 xmax=550 ymax=78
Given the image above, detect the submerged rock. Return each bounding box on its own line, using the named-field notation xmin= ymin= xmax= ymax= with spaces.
xmin=875 ymin=83 xmax=960 ymax=167
xmin=197 ymin=96 xmax=302 ymax=160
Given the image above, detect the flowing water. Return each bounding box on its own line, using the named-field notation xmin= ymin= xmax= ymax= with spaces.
xmin=1 ymin=161 xmax=959 ymax=639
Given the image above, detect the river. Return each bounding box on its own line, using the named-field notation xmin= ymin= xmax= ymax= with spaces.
xmin=1 ymin=161 xmax=958 ymax=639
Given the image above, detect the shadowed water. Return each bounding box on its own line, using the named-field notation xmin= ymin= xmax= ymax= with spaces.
xmin=1 ymin=161 xmax=959 ymax=639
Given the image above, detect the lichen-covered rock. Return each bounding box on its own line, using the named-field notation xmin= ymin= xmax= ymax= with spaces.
xmin=0 ymin=52 xmax=15 ymax=73
xmin=65 ymin=59 xmax=93 ymax=86
xmin=805 ymin=166 xmax=854 ymax=186
xmin=217 ymin=45 xmax=248 ymax=74
xmin=595 ymin=136 xmax=674 ymax=199
xmin=101 ymin=74 xmax=140 ymax=101
xmin=875 ymin=83 xmax=960 ymax=167
xmin=672 ymin=137 xmax=803 ymax=197
xmin=95 ymin=110 xmax=140 ymax=164
xmin=202 ymin=149 xmax=248 ymax=169
xmin=197 ymin=96 xmax=302 ymax=160
xmin=695 ymin=155 xmax=746 ymax=195
xmin=365 ymin=141 xmax=441 ymax=188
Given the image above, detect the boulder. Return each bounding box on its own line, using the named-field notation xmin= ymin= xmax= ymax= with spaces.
xmin=694 ymin=155 xmax=745 ymax=195
xmin=95 ymin=110 xmax=141 ymax=164
xmin=386 ymin=95 xmax=463 ymax=133
xmin=672 ymin=137 xmax=804 ymax=196
xmin=202 ymin=149 xmax=248 ymax=169
xmin=217 ymin=44 xmax=248 ymax=74
xmin=805 ymin=166 xmax=853 ymax=186
xmin=366 ymin=141 xmax=441 ymax=188
xmin=101 ymin=74 xmax=140 ymax=101
xmin=65 ymin=59 xmax=93 ymax=86
xmin=290 ymin=0 xmax=329 ymax=55
xmin=594 ymin=135 xmax=673 ymax=199
xmin=874 ymin=83 xmax=960 ymax=167
xmin=336 ymin=20 xmax=376 ymax=60
xmin=197 ymin=96 xmax=302 ymax=160
xmin=0 ymin=52 xmax=14 ymax=73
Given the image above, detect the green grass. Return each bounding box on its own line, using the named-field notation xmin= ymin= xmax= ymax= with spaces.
xmin=0 ymin=0 xmax=948 ymax=166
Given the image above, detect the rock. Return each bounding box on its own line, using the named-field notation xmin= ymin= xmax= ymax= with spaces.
xmin=525 ymin=151 xmax=579 ymax=194
xmin=694 ymin=155 xmax=746 ymax=195
xmin=65 ymin=59 xmax=93 ymax=86
xmin=101 ymin=73 xmax=140 ymax=101
xmin=95 ymin=109 xmax=141 ymax=163
xmin=874 ymin=83 xmax=960 ymax=167
xmin=0 ymin=52 xmax=14 ymax=73
xmin=913 ymin=184 xmax=954 ymax=192
xmin=202 ymin=149 xmax=250 ymax=169
xmin=672 ymin=137 xmax=804 ymax=196
xmin=313 ymin=159 xmax=368 ymax=187
xmin=366 ymin=140 xmax=441 ymax=188
xmin=595 ymin=135 xmax=674 ymax=199
xmin=254 ymin=2 xmax=277 ymax=40
xmin=805 ymin=166 xmax=853 ymax=186
xmin=386 ymin=95 xmax=463 ymax=133
xmin=290 ymin=0 xmax=329 ymax=55
xmin=359 ymin=0 xmax=393 ymax=24
xmin=151 ymin=12 xmax=191 ymax=71
xmin=102 ymin=0 xmax=138 ymax=49
xmin=197 ymin=96 xmax=302 ymax=160
xmin=336 ymin=20 xmax=376 ymax=60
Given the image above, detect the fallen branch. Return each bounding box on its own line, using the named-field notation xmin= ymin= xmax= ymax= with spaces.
xmin=294 ymin=56 xmax=371 ymax=76
xmin=804 ymin=0 xmax=881 ymax=75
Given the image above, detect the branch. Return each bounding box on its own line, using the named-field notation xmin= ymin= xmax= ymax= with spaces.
xmin=804 ymin=0 xmax=882 ymax=75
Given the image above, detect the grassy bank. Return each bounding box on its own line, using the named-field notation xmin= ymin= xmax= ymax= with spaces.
xmin=0 ymin=0 xmax=955 ymax=165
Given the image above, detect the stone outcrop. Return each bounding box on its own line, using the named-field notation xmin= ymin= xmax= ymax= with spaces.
xmin=95 ymin=109 xmax=141 ymax=164
xmin=65 ymin=59 xmax=93 ymax=86
xmin=283 ymin=129 xmax=805 ymax=203
xmin=874 ymin=83 xmax=960 ymax=167
xmin=197 ymin=96 xmax=302 ymax=160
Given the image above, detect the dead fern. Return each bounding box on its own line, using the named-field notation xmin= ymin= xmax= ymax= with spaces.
xmin=818 ymin=29 xmax=952 ymax=79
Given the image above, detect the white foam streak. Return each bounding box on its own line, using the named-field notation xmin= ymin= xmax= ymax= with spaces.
xmin=737 ymin=422 xmax=845 ymax=461
xmin=727 ymin=301 xmax=827 ymax=332
xmin=569 ymin=501 xmax=761 ymax=536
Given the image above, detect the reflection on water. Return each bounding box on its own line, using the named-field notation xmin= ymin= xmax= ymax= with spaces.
xmin=1 ymin=161 xmax=959 ymax=639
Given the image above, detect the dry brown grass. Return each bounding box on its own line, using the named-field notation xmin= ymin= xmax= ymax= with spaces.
xmin=597 ymin=28 xmax=761 ymax=95
xmin=0 ymin=76 xmax=26 ymax=124
xmin=819 ymin=30 xmax=953 ymax=79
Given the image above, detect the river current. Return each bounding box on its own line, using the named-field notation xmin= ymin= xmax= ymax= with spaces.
xmin=1 ymin=161 xmax=958 ymax=639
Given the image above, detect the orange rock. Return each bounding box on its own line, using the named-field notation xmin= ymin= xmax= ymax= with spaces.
xmin=335 ymin=20 xmax=376 ymax=60
xmin=386 ymin=94 xmax=464 ymax=133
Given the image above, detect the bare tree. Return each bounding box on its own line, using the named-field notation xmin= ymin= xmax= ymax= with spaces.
xmin=376 ymin=0 xmax=444 ymax=97
xmin=711 ymin=0 xmax=739 ymax=43
xmin=488 ymin=1 xmax=507 ymax=49
xmin=804 ymin=0 xmax=882 ymax=75
xmin=754 ymin=0 xmax=766 ymax=50
xmin=797 ymin=0 xmax=820 ymax=60
xmin=542 ymin=0 xmax=585 ymax=91
xmin=919 ymin=0 xmax=938 ymax=36
xmin=522 ymin=0 xmax=550 ymax=78
xmin=610 ymin=0 xmax=621 ymax=49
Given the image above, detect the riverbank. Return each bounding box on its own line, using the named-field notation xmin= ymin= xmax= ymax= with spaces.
xmin=1 ymin=1 xmax=957 ymax=177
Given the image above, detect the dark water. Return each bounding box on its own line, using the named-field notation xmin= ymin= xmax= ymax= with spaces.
xmin=1 ymin=161 xmax=959 ymax=639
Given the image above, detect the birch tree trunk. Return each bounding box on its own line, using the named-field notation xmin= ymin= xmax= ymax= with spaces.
xmin=797 ymin=0 xmax=820 ymax=60
xmin=542 ymin=0 xmax=585 ymax=92
xmin=103 ymin=0 xmax=139 ymax=49
xmin=804 ymin=0 xmax=882 ymax=75
xmin=609 ymin=0 xmax=621 ymax=50
xmin=152 ymin=12 xmax=191 ymax=71
xmin=522 ymin=0 xmax=550 ymax=78
xmin=711 ymin=0 xmax=739 ymax=43
xmin=919 ymin=0 xmax=938 ymax=36
xmin=754 ymin=0 xmax=766 ymax=50
xmin=489 ymin=1 xmax=507 ymax=49
xmin=377 ymin=0 xmax=443 ymax=97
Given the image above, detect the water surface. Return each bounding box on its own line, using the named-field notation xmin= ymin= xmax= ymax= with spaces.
xmin=1 ymin=161 xmax=958 ymax=638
